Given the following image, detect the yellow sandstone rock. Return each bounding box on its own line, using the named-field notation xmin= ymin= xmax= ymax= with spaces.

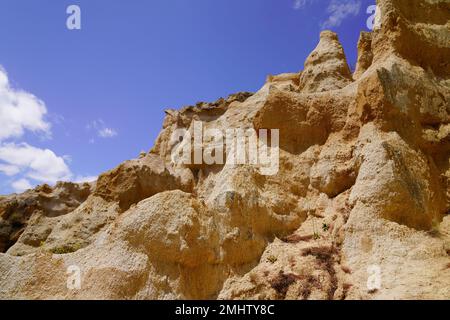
xmin=0 ymin=0 xmax=449 ymax=300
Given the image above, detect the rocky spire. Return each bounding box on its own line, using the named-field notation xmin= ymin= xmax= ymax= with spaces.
xmin=299 ymin=31 xmax=353 ymax=93
xmin=353 ymin=32 xmax=374 ymax=80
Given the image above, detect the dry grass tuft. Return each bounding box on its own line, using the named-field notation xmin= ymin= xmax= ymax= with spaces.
xmin=282 ymin=234 xmax=314 ymax=244
xmin=298 ymin=275 xmax=321 ymax=300
xmin=301 ymin=246 xmax=338 ymax=299
xmin=269 ymin=271 xmax=299 ymax=299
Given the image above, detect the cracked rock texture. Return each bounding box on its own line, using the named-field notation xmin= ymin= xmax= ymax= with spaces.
xmin=0 ymin=0 xmax=449 ymax=300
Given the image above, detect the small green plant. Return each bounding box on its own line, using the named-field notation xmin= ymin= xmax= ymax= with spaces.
xmin=322 ymin=223 xmax=330 ymax=232
xmin=312 ymin=217 xmax=321 ymax=240
xmin=50 ymin=243 xmax=82 ymax=255
xmin=428 ymin=219 xmax=441 ymax=237
xmin=267 ymin=255 xmax=278 ymax=264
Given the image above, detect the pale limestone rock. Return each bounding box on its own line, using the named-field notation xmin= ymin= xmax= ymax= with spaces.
xmin=0 ymin=0 xmax=449 ymax=300
xmin=0 ymin=182 xmax=92 ymax=254
xmin=353 ymin=32 xmax=373 ymax=80
xmin=299 ymin=31 xmax=353 ymax=93
xmin=310 ymin=134 xmax=356 ymax=197
xmin=94 ymin=153 xmax=193 ymax=212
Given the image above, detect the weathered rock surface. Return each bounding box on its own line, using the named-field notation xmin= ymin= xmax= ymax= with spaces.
xmin=353 ymin=32 xmax=373 ymax=80
xmin=0 ymin=182 xmax=92 ymax=254
xmin=0 ymin=0 xmax=449 ymax=300
xmin=299 ymin=31 xmax=353 ymax=93
xmin=94 ymin=153 xmax=193 ymax=212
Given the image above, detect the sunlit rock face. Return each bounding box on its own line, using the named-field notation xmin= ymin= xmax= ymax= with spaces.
xmin=0 ymin=0 xmax=449 ymax=300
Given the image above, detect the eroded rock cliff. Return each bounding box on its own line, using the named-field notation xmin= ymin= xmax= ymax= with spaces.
xmin=0 ymin=0 xmax=449 ymax=300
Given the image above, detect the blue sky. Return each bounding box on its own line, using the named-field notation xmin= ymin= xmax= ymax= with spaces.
xmin=0 ymin=0 xmax=375 ymax=194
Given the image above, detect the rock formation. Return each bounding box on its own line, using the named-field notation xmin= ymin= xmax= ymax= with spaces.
xmin=353 ymin=32 xmax=373 ymax=80
xmin=0 ymin=0 xmax=449 ymax=300
xmin=299 ymin=30 xmax=353 ymax=93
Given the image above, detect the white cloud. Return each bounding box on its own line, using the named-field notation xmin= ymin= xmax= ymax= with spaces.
xmin=0 ymin=143 xmax=97 ymax=190
xmin=98 ymin=127 xmax=117 ymax=138
xmin=0 ymin=67 xmax=50 ymax=141
xmin=87 ymin=119 xmax=118 ymax=139
xmin=11 ymin=178 xmax=32 ymax=193
xmin=0 ymin=142 xmax=72 ymax=184
xmin=0 ymin=164 xmax=20 ymax=176
xmin=293 ymin=0 xmax=317 ymax=10
xmin=74 ymin=175 xmax=97 ymax=183
xmin=321 ymin=0 xmax=361 ymax=29
xmin=293 ymin=0 xmax=308 ymax=10
xmin=0 ymin=65 xmax=97 ymax=193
